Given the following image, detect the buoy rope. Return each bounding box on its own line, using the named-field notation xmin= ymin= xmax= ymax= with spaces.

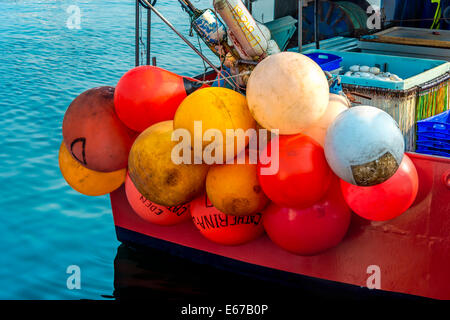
xmin=139 ymin=5 xmax=146 ymax=65
xmin=324 ymin=70 xmax=354 ymax=106
xmin=194 ymin=31 xmax=208 ymax=82
xmin=197 ymin=70 xmax=252 ymax=85
xmin=213 ymin=6 xmax=246 ymax=91
xmin=213 ymin=6 xmax=226 ymax=88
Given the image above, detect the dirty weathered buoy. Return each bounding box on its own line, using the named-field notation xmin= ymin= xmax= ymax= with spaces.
xmin=128 ymin=120 xmax=209 ymax=207
xmin=62 ymin=86 xmax=137 ymax=172
xmin=325 ymin=106 xmax=405 ymax=186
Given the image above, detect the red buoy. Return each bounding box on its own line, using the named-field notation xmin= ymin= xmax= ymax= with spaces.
xmin=114 ymin=66 xmax=207 ymax=132
xmin=341 ymin=154 xmax=419 ymax=221
xmin=62 ymin=86 xmax=138 ymax=172
xmin=125 ymin=174 xmax=191 ymax=226
xmin=257 ymin=134 xmax=332 ymax=209
xmin=263 ymin=176 xmax=351 ymax=255
xmin=190 ymin=194 xmax=265 ymax=246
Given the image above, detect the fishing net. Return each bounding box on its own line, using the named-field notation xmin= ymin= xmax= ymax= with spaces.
xmin=343 ymin=73 xmax=450 ymax=152
xmin=343 ymin=84 xmax=418 ymax=151
xmin=416 ymin=72 xmax=450 ymax=121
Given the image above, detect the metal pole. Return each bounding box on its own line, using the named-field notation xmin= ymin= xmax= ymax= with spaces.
xmin=146 ymin=6 xmax=151 ymax=65
xmin=298 ymin=0 xmax=303 ymax=52
xmin=140 ymin=0 xmax=236 ymax=89
xmin=314 ymin=0 xmax=319 ymax=49
xmin=135 ymin=0 xmax=140 ymax=66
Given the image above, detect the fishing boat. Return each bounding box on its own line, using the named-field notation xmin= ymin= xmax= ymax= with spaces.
xmin=111 ymin=0 xmax=450 ymax=300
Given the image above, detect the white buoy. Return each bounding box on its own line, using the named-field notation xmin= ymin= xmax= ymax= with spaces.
xmin=370 ymin=67 xmax=381 ymax=75
xmin=246 ymin=52 xmax=329 ymax=135
xmin=360 ymin=65 xmax=370 ymax=72
xmin=324 ymin=106 xmax=405 ymax=186
xmin=301 ymin=94 xmax=349 ymax=146
xmin=359 ymin=72 xmax=374 ymax=78
xmin=266 ymin=40 xmax=281 ymax=55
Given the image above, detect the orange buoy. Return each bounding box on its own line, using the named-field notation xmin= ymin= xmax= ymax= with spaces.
xmin=62 ymin=86 xmax=137 ymax=172
xmin=114 ymin=66 xmax=207 ymax=132
xmin=58 ymin=142 xmax=126 ymax=196
xmin=173 ymin=87 xmax=256 ymax=163
xmin=125 ymin=174 xmax=191 ymax=226
xmin=206 ymin=155 xmax=269 ymax=216
xmin=190 ymin=194 xmax=265 ymax=246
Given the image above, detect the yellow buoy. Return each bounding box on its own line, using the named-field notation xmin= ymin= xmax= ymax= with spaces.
xmin=246 ymin=52 xmax=329 ymax=135
xmin=206 ymin=155 xmax=269 ymax=216
xmin=128 ymin=120 xmax=209 ymax=207
xmin=302 ymin=93 xmax=349 ymax=146
xmin=59 ymin=142 xmax=126 ymax=196
xmin=173 ymin=87 xmax=256 ymax=163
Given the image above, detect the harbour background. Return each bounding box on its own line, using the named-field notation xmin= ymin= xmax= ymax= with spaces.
xmin=0 ymin=0 xmax=217 ymax=299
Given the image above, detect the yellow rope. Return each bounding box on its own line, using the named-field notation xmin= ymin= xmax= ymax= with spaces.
xmin=431 ymin=0 xmax=442 ymax=29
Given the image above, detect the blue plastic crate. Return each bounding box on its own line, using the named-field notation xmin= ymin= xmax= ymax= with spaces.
xmin=417 ymin=136 xmax=450 ymax=147
xmin=417 ymin=110 xmax=450 ymax=140
xmin=416 ymin=110 xmax=450 ymax=156
xmin=305 ymin=52 xmax=342 ymax=72
xmin=416 ymin=141 xmax=450 ymax=152
xmin=416 ymin=145 xmax=450 ymax=157
xmin=417 ymin=132 xmax=450 ymax=142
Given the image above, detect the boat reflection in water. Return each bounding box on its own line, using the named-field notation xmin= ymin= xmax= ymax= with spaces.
xmin=112 ymin=243 xmax=430 ymax=301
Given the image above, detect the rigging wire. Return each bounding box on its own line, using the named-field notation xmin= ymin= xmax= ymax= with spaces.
xmin=197 ymin=71 xmax=252 ymax=85
xmin=139 ymin=6 xmax=145 ymax=65
xmin=140 ymin=0 xmax=237 ymax=89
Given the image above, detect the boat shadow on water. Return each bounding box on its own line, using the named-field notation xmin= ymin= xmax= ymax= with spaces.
xmin=111 ymin=243 xmax=431 ymax=302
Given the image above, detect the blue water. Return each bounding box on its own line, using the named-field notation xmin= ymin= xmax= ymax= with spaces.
xmin=0 ymin=0 xmax=217 ymax=299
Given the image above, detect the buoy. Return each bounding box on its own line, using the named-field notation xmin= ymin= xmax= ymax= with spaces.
xmin=301 ymin=93 xmax=349 ymax=147
xmin=325 ymin=106 xmax=405 ymax=186
xmin=213 ymin=0 xmax=269 ymax=60
xmin=173 ymin=87 xmax=256 ymax=163
xmin=128 ymin=120 xmax=209 ymax=207
xmin=191 ymin=194 xmax=265 ymax=246
xmin=62 ymin=86 xmax=137 ymax=172
xmin=263 ymin=176 xmax=351 ymax=255
xmin=341 ymin=154 xmax=418 ymax=221
xmin=206 ymin=155 xmax=269 ymax=216
xmin=114 ymin=66 xmax=206 ymax=132
xmin=246 ymin=52 xmax=329 ymax=135
xmin=258 ymin=134 xmax=332 ymax=209
xmin=58 ymin=143 xmax=126 ymax=196
xmin=125 ymin=174 xmax=191 ymax=226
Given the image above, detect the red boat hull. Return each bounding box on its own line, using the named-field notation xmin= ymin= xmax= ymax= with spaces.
xmin=110 ymin=152 xmax=450 ymax=300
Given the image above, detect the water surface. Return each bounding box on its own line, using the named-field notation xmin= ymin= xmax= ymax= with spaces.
xmin=0 ymin=0 xmax=216 ymax=299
